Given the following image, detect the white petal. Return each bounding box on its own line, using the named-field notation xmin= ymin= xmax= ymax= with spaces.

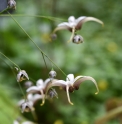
xmin=75 ymin=16 xmax=86 ymax=24
xmin=58 ymin=22 xmax=70 ymax=27
xmin=22 ymin=121 xmax=35 ymax=124
xmin=13 ymin=120 xmax=19 ymax=124
xmin=18 ymin=99 xmax=25 ymax=106
xmin=74 ymin=76 xmax=84 ymax=82
xmin=44 ymin=78 xmax=51 ymax=86
xmin=53 ymin=26 xmax=70 ymax=34
xmin=66 ymin=74 xmax=74 ymax=82
xmin=33 ymin=94 xmax=43 ymax=102
xmin=68 ymin=16 xmax=75 ymax=23
xmin=66 ymin=86 xmax=73 ymax=105
xmin=46 ymin=79 xmax=66 ymax=93
xmin=36 ymin=79 xmax=44 ymax=86
xmin=79 ymin=17 xmax=104 ymax=26
xmin=74 ymin=76 xmax=99 ymax=94
xmin=26 ymin=86 xmax=40 ymax=94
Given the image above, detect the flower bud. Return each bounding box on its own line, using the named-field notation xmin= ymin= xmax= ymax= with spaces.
xmin=48 ymin=88 xmax=58 ymax=98
xmin=17 ymin=70 xmax=29 ymax=82
xmin=72 ymin=34 xmax=84 ymax=44
xmin=7 ymin=0 xmax=16 ymax=9
xmin=50 ymin=33 xmax=57 ymax=40
xmin=49 ymin=70 xmax=57 ymax=78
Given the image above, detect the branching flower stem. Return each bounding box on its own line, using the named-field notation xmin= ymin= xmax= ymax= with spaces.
xmin=0 ymin=56 xmax=26 ymax=100
xmin=0 ymin=52 xmax=20 ymax=70
xmin=0 ymin=14 xmax=66 ymax=22
xmin=7 ymin=12 xmax=67 ymax=77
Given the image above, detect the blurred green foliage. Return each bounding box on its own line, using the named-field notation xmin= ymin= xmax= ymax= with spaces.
xmin=0 ymin=0 xmax=122 ymax=124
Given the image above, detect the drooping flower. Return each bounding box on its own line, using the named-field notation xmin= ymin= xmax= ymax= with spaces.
xmin=18 ymin=94 xmax=43 ymax=113
xmin=49 ymin=70 xmax=57 ymax=79
xmin=15 ymin=67 xmax=29 ymax=82
xmin=7 ymin=0 xmax=16 ymax=9
xmin=52 ymin=16 xmax=103 ymax=42
xmin=72 ymin=34 xmax=84 ymax=44
xmin=26 ymin=78 xmax=57 ymax=106
xmin=46 ymin=74 xmax=99 ymax=105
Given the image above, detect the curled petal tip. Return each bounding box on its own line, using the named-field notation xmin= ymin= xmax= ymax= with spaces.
xmin=95 ymin=92 xmax=99 ymax=95
xmin=40 ymin=101 xmax=45 ymax=106
xmin=70 ymin=102 xmax=74 ymax=105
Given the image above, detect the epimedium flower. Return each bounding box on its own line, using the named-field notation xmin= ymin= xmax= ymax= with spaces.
xmin=20 ymin=100 xmax=34 ymax=113
xmin=49 ymin=70 xmax=57 ymax=79
xmin=26 ymin=78 xmax=57 ymax=106
xmin=7 ymin=0 xmax=16 ymax=9
xmin=19 ymin=94 xmax=43 ymax=113
xmin=15 ymin=67 xmax=29 ymax=82
xmin=52 ymin=16 xmax=103 ymax=42
xmin=46 ymin=74 xmax=99 ymax=105
xmin=72 ymin=34 xmax=84 ymax=44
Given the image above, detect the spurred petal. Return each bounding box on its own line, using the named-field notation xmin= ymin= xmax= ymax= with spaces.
xmin=66 ymin=86 xmax=73 ymax=105
xmin=33 ymin=94 xmax=43 ymax=102
xmin=45 ymin=79 xmax=66 ymax=97
xmin=26 ymin=86 xmax=40 ymax=94
xmin=40 ymin=89 xmax=45 ymax=106
xmin=76 ymin=16 xmax=86 ymax=24
xmin=58 ymin=22 xmax=71 ymax=27
xmin=76 ymin=17 xmax=104 ymax=30
xmin=53 ymin=26 xmax=70 ymax=34
xmin=73 ymin=76 xmax=99 ymax=94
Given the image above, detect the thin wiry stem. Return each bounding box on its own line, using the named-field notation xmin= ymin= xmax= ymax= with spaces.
xmin=0 ymin=51 xmax=20 ymax=69
xmin=0 ymin=8 xmax=9 ymax=14
xmin=0 ymin=52 xmax=26 ymax=99
xmin=7 ymin=12 xmax=67 ymax=77
xmin=0 ymin=14 xmax=66 ymax=22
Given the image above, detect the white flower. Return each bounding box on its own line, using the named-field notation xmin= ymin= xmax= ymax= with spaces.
xmin=49 ymin=70 xmax=57 ymax=79
xmin=52 ymin=16 xmax=103 ymax=42
xmin=26 ymin=78 xmax=52 ymax=106
xmin=16 ymin=68 xmax=29 ymax=82
xmin=18 ymin=94 xmax=43 ymax=113
xmin=7 ymin=0 xmax=16 ymax=9
xmin=46 ymin=74 xmax=99 ymax=105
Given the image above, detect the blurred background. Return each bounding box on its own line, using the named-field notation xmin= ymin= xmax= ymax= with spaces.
xmin=0 ymin=0 xmax=122 ymax=124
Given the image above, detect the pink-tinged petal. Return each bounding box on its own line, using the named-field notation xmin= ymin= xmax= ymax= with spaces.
xmin=68 ymin=16 xmax=75 ymax=23
xmin=58 ymin=22 xmax=70 ymax=27
xmin=44 ymin=78 xmax=51 ymax=87
xmin=66 ymin=74 xmax=75 ymax=82
xmin=33 ymin=94 xmax=43 ymax=102
xmin=53 ymin=25 xmax=71 ymax=34
xmin=36 ymin=79 xmax=43 ymax=86
xmin=73 ymin=76 xmax=99 ymax=94
xmin=67 ymin=27 xmax=75 ymax=42
xmin=66 ymin=86 xmax=73 ymax=105
xmin=40 ymin=89 xmax=45 ymax=106
xmin=45 ymin=79 xmax=66 ymax=96
xmin=76 ymin=17 xmax=104 ymax=30
xmin=76 ymin=16 xmax=86 ymax=24
xmin=74 ymin=76 xmax=84 ymax=82
xmin=26 ymin=86 xmax=40 ymax=94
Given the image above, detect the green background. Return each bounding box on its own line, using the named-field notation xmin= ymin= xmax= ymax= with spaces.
xmin=0 ymin=0 xmax=122 ymax=124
